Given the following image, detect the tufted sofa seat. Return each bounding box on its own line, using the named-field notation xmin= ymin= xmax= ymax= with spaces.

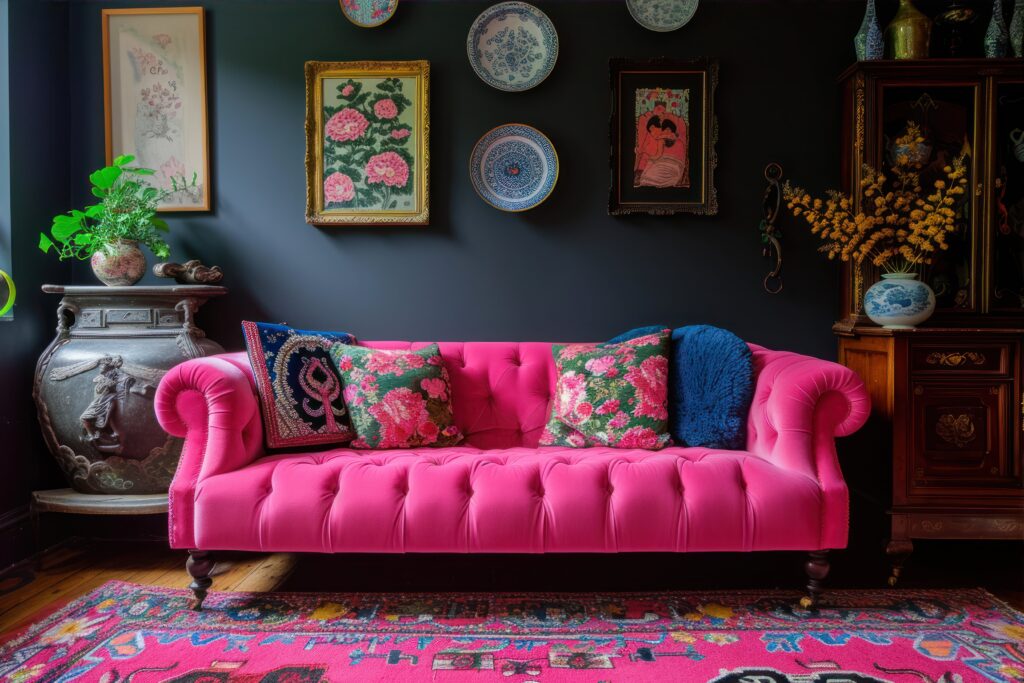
xmin=155 ymin=341 xmax=869 ymax=607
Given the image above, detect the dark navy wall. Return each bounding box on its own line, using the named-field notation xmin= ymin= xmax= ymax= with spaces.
xmin=66 ymin=0 xmax=862 ymax=356
xmin=0 ymin=0 xmax=71 ymax=564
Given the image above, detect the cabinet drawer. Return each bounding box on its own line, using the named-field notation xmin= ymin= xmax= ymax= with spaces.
xmin=910 ymin=343 xmax=1011 ymax=376
xmin=908 ymin=381 xmax=1020 ymax=497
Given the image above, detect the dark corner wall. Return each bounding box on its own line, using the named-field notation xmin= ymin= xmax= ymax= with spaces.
xmin=2 ymin=0 xmax=866 ymax=563
xmin=1 ymin=0 xmax=72 ymax=566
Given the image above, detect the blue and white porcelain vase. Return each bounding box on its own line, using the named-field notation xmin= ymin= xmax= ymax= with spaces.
xmin=1010 ymin=0 xmax=1024 ymax=56
xmin=855 ymin=0 xmax=884 ymax=60
xmin=864 ymin=272 xmax=936 ymax=329
xmin=985 ymin=0 xmax=1010 ymax=57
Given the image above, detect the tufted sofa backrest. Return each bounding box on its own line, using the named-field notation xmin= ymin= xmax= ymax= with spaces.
xmin=364 ymin=342 xmax=558 ymax=449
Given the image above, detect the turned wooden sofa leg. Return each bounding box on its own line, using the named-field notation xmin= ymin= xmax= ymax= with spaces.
xmin=800 ymin=550 xmax=830 ymax=609
xmin=186 ymin=550 xmax=215 ymax=610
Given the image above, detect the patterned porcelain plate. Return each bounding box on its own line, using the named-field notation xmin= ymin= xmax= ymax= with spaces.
xmin=467 ymin=2 xmax=558 ymax=92
xmin=626 ymin=0 xmax=699 ymax=32
xmin=470 ymin=124 xmax=558 ymax=211
xmin=340 ymin=0 xmax=398 ymax=28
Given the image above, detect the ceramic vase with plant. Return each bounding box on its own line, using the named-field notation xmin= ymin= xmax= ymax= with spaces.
xmin=783 ymin=122 xmax=969 ymax=329
xmin=40 ymin=155 xmax=171 ymax=286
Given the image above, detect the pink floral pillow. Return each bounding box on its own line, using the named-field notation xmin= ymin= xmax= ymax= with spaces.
xmin=329 ymin=344 xmax=462 ymax=449
xmin=540 ymin=330 xmax=671 ymax=449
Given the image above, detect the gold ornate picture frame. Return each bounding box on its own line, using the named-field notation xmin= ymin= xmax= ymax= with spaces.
xmin=305 ymin=60 xmax=430 ymax=226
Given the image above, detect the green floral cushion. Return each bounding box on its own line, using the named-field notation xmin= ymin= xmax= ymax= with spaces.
xmin=540 ymin=330 xmax=672 ymax=449
xmin=329 ymin=344 xmax=463 ymax=449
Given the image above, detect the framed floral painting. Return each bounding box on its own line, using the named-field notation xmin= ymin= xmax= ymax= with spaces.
xmin=609 ymin=57 xmax=718 ymax=216
xmin=102 ymin=7 xmax=210 ymax=211
xmin=305 ymin=60 xmax=430 ymax=226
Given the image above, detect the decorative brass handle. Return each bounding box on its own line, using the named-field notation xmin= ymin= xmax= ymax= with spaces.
xmin=936 ymin=414 xmax=977 ymax=448
xmin=925 ymin=351 xmax=986 ymax=367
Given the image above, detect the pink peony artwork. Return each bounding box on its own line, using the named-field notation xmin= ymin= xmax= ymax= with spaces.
xmin=157 ymin=156 xmax=187 ymax=191
xmin=365 ymin=151 xmax=410 ymax=188
xmin=325 ymin=107 xmax=369 ymax=143
xmin=312 ymin=64 xmax=427 ymax=223
xmin=324 ymin=172 xmax=355 ymax=204
xmin=373 ymin=98 xmax=399 ymax=120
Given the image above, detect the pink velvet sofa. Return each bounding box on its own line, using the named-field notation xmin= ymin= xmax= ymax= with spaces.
xmin=155 ymin=341 xmax=870 ymax=609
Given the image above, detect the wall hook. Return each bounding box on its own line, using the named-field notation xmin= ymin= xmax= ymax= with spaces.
xmin=760 ymin=163 xmax=784 ymax=294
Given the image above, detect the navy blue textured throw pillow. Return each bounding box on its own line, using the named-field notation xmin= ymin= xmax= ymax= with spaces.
xmin=609 ymin=325 xmax=753 ymax=449
xmin=242 ymin=321 xmax=357 ymax=450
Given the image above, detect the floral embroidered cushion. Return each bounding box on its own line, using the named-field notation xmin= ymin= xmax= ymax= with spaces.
xmin=242 ymin=321 xmax=357 ymax=450
xmin=329 ymin=344 xmax=463 ymax=449
xmin=540 ymin=330 xmax=672 ymax=450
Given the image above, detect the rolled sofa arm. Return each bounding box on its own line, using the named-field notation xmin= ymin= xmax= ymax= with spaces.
xmin=745 ymin=346 xmax=871 ymax=549
xmin=155 ymin=351 xmax=264 ymax=548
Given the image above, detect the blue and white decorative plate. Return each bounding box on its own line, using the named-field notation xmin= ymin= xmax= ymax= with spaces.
xmin=339 ymin=0 xmax=398 ymax=28
xmin=625 ymin=0 xmax=699 ymax=32
xmin=467 ymin=2 xmax=558 ymax=92
xmin=470 ymin=124 xmax=558 ymax=212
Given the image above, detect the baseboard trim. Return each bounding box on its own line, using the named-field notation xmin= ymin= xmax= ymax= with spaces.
xmin=0 ymin=503 xmax=33 ymax=572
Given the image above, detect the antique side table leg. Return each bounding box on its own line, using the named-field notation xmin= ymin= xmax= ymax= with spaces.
xmin=186 ymin=549 xmax=215 ymax=610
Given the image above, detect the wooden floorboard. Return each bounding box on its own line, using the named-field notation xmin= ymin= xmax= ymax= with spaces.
xmin=0 ymin=543 xmax=289 ymax=636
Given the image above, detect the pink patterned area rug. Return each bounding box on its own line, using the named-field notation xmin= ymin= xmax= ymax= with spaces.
xmin=1 ymin=581 xmax=1022 ymax=682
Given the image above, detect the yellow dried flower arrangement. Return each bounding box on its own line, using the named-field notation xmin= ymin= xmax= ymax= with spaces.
xmin=783 ymin=122 xmax=968 ymax=274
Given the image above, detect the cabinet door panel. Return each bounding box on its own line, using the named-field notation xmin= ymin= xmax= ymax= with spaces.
xmin=875 ymin=83 xmax=981 ymax=313
xmin=909 ymin=381 xmax=1019 ymax=496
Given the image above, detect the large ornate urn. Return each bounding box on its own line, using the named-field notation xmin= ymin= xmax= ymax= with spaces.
xmin=34 ymin=285 xmax=226 ymax=494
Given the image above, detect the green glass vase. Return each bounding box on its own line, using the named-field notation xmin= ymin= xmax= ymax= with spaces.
xmin=886 ymin=0 xmax=932 ymax=59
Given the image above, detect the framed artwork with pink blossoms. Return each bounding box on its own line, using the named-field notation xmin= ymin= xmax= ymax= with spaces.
xmin=305 ymin=60 xmax=430 ymax=226
xmin=102 ymin=7 xmax=210 ymax=212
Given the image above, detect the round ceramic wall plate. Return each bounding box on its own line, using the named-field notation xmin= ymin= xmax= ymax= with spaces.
xmin=626 ymin=0 xmax=698 ymax=32
xmin=470 ymin=124 xmax=558 ymax=212
xmin=340 ymin=0 xmax=398 ymax=28
xmin=467 ymin=2 xmax=558 ymax=92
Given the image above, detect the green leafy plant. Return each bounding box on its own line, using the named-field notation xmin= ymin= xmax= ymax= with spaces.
xmin=39 ymin=155 xmax=170 ymax=261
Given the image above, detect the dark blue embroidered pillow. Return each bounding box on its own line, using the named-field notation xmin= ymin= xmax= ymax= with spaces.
xmin=610 ymin=325 xmax=754 ymax=449
xmin=242 ymin=321 xmax=357 ymax=450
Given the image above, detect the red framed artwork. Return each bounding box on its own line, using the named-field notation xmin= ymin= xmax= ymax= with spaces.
xmin=609 ymin=57 xmax=718 ymax=216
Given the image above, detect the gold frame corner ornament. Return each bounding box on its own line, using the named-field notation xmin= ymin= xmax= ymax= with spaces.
xmin=304 ymin=60 xmax=430 ymax=226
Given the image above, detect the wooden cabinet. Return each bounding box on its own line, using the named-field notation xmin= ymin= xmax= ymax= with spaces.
xmin=836 ymin=60 xmax=1024 ymax=585
xmin=839 ymin=329 xmax=1023 ymax=583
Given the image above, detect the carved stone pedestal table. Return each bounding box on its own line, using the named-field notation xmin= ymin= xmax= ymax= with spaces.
xmin=34 ymin=285 xmax=226 ymax=494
